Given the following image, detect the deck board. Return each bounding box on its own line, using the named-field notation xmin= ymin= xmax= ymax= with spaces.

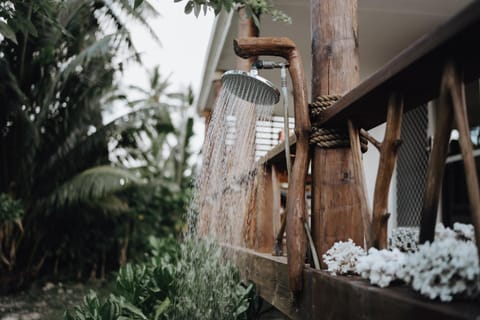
xmin=226 ymin=246 xmax=480 ymax=320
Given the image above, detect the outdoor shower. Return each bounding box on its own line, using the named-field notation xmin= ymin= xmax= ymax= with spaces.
xmin=220 ymin=36 xmax=311 ymax=297
xmin=221 ymin=60 xmax=292 ymax=176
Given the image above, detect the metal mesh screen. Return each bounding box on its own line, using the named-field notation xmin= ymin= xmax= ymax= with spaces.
xmin=396 ymin=104 xmax=429 ymax=226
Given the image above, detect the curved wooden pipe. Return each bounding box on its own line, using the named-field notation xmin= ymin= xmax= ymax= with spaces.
xmin=234 ymin=37 xmax=310 ymax=297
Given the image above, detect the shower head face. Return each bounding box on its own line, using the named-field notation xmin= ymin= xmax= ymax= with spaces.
xmin=221 ymin=70 xmax=280 ymax=105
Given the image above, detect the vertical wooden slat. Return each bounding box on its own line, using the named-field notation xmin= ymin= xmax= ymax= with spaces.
xmin=419 ymin=64 xmax=456 ymax=243
xmin=420 ymin=61 xmax=480 ymax=257
xmin=448 ymin=66 xmax=480 ymax=257
xmin=348 ymin=120 xmax=372 ymax=248
xmin=256 ymin=164 xmax=276 ymax=253
xmin=371 ymin=93 xmax=404 ymax=249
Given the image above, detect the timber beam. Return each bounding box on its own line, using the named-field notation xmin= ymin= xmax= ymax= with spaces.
xmin=226 ymin=246 xmax=480 ymax=320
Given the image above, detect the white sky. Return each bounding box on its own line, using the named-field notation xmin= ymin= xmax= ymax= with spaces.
xmin=124 ymin=2 xmax=215 ymax=96
xmin=109 ymin=1 xmax=215 ymax=153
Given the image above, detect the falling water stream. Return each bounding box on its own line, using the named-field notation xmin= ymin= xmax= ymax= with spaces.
xmin=189 ymin=75 xmax=276 ymax=245
xmin=170 ymin=73 xmax=278 ymax=319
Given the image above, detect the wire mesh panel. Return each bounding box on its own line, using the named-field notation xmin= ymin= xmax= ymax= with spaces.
xmin=396 ymin=104 xmax=429 ymax=226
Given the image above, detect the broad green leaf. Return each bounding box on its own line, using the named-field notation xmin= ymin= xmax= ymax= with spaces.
xmin=0 ymin=21 xmax=17 ymax=44
xmin=110 ymin=295 xmax=148 ymax=320
xmin=154 ymin=297 xmax=171 ymax=320
xmin=193 ymin=2 xmax=201 ymax=17
xmin=41 ymin=165 xmax=141 ymax=211
xmin=184 ymin=1 xmax=194 ymax=14
xmin=134 ymin=0 xmax=144 ymax=9
xmin=224 ymin=0 xmax=233 ymax=12
xmin=14 ymin=15 xmax=38 ymax=37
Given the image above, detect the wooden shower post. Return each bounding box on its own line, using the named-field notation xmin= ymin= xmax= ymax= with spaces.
xmin=236 ymin=7 xmax=259 ymax=71
xmin=310 ymin=0 xmax=366 ymax=259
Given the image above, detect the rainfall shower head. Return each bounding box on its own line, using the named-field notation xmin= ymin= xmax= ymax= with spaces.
xmin=221 ymin=70 xmax=280 ymax=105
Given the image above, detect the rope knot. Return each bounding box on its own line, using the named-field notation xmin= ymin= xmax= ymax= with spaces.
xmin=309 ymin=95 xmax=368 ymax=153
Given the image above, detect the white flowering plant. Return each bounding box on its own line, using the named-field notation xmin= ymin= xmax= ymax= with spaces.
xmin=389 ymin=227 xmax=419 ymax=253
xmin=356 ymin=248 xmax=406 ymax=288
xmin=322 ymin=239 xmax=366 ymax=276
xmin=323 ymin=223 xmax=480 ymax=302
xmin=400 ymin=228 xmax=480 ymax=302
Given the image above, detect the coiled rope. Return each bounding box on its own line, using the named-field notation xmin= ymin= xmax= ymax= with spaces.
xmin=309 ymin=95 xmax=368 ymax=153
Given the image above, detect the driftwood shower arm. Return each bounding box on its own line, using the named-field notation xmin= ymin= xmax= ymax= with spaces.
xmin=234 ymin=36 xmax=310 ymax=296
xmin=234 ymin=37 xmax=310 ymax=134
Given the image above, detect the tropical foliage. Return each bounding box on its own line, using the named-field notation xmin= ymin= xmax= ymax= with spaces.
xmin=0 ymin=0 xmax=195 ymax=289
xmin=65 ymin=237 xmax=254 ymax=320
xmin=174 ymin=0 xmax=291 ymax=25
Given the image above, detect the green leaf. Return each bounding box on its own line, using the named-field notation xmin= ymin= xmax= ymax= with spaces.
xmin=109 ymin=295 xmax=148 ymax=320
xmin=154 ymin=298 xmax=171 ymax=320
xmin=40 ymin=165 xmax=141 ymax=211
xmin=133 ymin=0 xmax=144 ymax=9
xmin=14 ymin=15 xmax=38 ymax=37
xmin=0 ymin=21 xmax=18 ymax=44
xmin=184 ymin=1 xmax=194 ymax=14
xmin=224 ymin=0 xmax=233 ymax=12
xmin=193 ymin=3 xmax=201 ymax=17
xmin=251 ymin=11 xmax=261 ymax=28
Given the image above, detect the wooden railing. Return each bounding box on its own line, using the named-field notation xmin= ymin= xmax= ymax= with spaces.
xmin=228 ymin=1 xmax=480 ymax=319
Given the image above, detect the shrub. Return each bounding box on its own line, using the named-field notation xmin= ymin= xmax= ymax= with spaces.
xmin=65 ymin=236 xmax=253 ymax=320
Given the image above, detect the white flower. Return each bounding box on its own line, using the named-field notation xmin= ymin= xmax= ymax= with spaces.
xmin=435 ymin=223 xmax=457 ymax=241
xmin=0 ymin=1 xmax=15 ymax=19
xmin=356 ymin=248 xmax=406 ymax=288
xmin=389 ymin=227 xmax=419 ymax=252
xmin=401 ymin=236 xmax=480 ymax=302
xmin=322 ymin=239 xmax=365 ymax=275
xmin=453 ymin=222 xmax=476 ymax=241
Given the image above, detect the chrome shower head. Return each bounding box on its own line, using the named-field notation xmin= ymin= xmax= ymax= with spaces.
xmin=221 ymin=70 xmax=280 ymax=105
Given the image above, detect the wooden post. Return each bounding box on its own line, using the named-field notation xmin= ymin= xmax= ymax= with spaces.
xmin=371 ymin=94 xmax=404 ymax=249
xmin=236 ymin=7 xmax=258 ymax=71
xmin=310 ymin=0 xmax=365 ymax=260
xmin=256 ymin=164 xmax=279 ymax=253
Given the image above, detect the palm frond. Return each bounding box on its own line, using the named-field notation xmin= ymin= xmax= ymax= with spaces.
xmin=37 ymin=165 xmax=141 ymax=214
xmin=104 ymin=0 xmax=161 ymax=45
xmin=0 ymin=20 xmax=18 ymax=44
xmin=37 ymin=106 xmax=174 ymax=185
xmin=39 ymin=33 xmax=116 ymax=122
